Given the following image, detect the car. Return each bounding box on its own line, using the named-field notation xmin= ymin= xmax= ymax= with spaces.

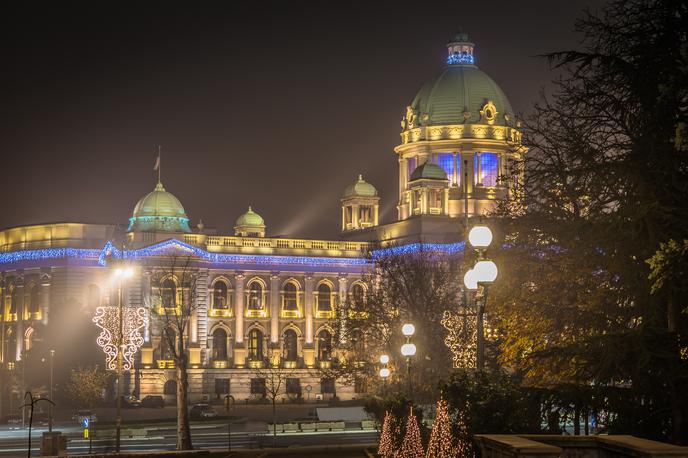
xmin=33 ymin=415 xmax=49 ymax=427
xmin=5 ymin=415 xmax=22 ymax=428
xmin=141 ymin=395 xmax=165 ymax=408
xmin=120 ymin=395 xmax=142 ymax=408
xmin=189 ymin=404 xmax=217 ymax=420
xmin=72 ymin=410 xmax=97 ymax=425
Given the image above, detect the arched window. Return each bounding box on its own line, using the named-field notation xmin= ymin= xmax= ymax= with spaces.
xmin=248 ymin=329 xmax=264 ymax=360
xmin=350 ymin=284 xmax=365 ymax=302
xmin=283 ymin=329 xmax=298 ymax=361
xmin=248 ymin=282 xmax=263 ymax=310
xmin=24 ymin=327 xmax=34 ymax=352
xmin=9 ymin=286 xmax=17 ymax=315
xmin=212 ymin=328 xmax=228 ymax=360
xmin=161 ymin=328 xmax=176 ymax=360
xmin=317 ymin=330 xmax=332 ymax=361
xmin=161 ymin=278 xmax=177 ymax=308
xmin=317 ymin=283 xmax=332 ymax=311
xmin=282 ymin=282 xmax=298 ymax=315
xmin=28 ymin=285 xmax=40 ymax=314
xmin=213 ymin=281 xmax=228 ymax=309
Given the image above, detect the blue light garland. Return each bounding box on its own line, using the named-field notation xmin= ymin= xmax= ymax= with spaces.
xmin=0 ymin=239 xmax=465 ymax=269
xmin=99 ymin=239 xmax=370 ymax=268
xmin=371 ymin=242 xmax=465 ymax=258
xmin=0 ymin=247 xmax=101 ymax=265
xmin=447 ymin=53 xmax=474 ymax=65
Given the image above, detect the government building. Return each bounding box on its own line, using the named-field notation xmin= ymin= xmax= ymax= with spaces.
xmin=0 ymin=34 xmax=524 ymax=404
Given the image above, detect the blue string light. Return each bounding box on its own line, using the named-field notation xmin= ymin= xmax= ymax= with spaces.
xmin=447 ymin=53 xmax=474 ymax=65
xmin=1 ymin=239 xmax=465 ymax=268
xmin=372 ymin=242 xmax=465 ymax=258
xmin=0 ymin=247 xmax=101 ymax=264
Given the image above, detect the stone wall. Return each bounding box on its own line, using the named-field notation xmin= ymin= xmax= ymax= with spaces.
xmin=474 ymin=434 xmax=688 ymax=458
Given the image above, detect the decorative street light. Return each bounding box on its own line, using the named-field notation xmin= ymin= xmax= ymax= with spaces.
xmin=400 ymin=324 xmax=416 ymax=394
xmin=466 ymin=224 xmax=498 ymax=371
xmin=49 ymin=349 xmax=54 ymax=432
xmin=379 ymin=355 xmax=390 ymax=397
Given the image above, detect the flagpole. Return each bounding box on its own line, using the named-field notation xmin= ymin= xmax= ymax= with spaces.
xmin=157 ymin=145 xmax=161 ymax=184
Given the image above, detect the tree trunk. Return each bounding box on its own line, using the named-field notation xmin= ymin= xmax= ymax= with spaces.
xmin=272 ymin=397 xmax=277 ymax=447
xmin=574 ymin=405 xmax=580 ymax=435
xmin=176 ymin=359 xmax=193 ymax=450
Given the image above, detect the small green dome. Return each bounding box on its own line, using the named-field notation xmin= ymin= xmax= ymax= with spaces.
xmin=343 ymin=175 xmax=378 ymax=198
xmin=407 ymin=36 xmax=514 ymax=127
xmin=410 ymin=162 xmax=448 ymax=181
xmin=235 ymin=206 xmax=264 ymax=228
xmin=128 ymin=182 xmax=190 ymax=233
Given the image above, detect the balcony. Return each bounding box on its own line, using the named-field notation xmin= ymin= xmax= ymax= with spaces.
xmin=315 ymin=309 xmax=336 ymax=319
xmin=156 ymin=360 xmax=175 ymax=369
xmin=212 ymin=360 xmax=229 ymax=369
xmin=319 ymin=360 xmax=332 ymax=369
xmin=245 ymin=309 xmax=267 ymax=318
xmin=282 ymin=360 xmax=297 ymax=369
xmin=280 ymin=309 xmax=302 ymax=319
xmin=208 ymin=308 xmax=232 ymax=318
xmin=247 ymin=359 xmax=264 ymax=369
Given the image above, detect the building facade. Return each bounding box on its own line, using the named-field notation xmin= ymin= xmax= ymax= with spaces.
xmin=0 ymin=34 xmax=524 ymax=404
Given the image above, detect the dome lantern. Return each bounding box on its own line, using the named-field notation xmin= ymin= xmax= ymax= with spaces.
xmin=446 ymin=32 xmax=475 ymax=65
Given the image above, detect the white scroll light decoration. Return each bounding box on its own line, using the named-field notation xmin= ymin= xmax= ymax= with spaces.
xmin=93 ymin=306 xmax=147 ymax=371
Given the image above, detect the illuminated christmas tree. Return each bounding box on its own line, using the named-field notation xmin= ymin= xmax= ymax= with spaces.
xmin=455 ymin=403 xmax=473 ymax=457
xmin=378 ymin=410 xmax=396 ymax=457
xmin=399 ymin=406 xmax=424 ymax=458
xmin=425 ymin=398 xmax=455 ymax=458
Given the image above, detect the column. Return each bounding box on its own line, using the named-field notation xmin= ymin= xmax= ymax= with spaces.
xmin=234 ymin=273 xmax=245 ymax=343
xmin=142 ymin=270 xmax=152 ymax=343
xmin=352 ymin=205 xmax=359 ymax=229
xmin=453 ymin=152 xmax=459 ymax=187
xmin=233 ymin=272 xmax=246 ymax=368
xmin=303 ymin=275 xmax=315 ymax=367
xmin=443 ymin=188 xmax=450 ymax=215
xmin=476 ymin=152 xmax=482 ymax=186
xmin=337 ymin=276 xmax=348 ymax=345
xmin=341 ymin=206 xmax=346 ymax=231
xmin=399 ymin=157 xmax=407 ymax=197
xmin=373 ymin=204 xmax=379 ymax=226
xmin=15 ymin=275 xmax=24 ymax=361
xmin=270 ymin=273 xmax=280 ymax=344
xmin=304 ymin=276 xmax=314 ymax=344
xmin=40 ymin=269 xmax=51 ymax=326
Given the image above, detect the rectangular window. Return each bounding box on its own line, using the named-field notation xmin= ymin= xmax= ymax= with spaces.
xmin=321 ymin=378 xmax=336 ymax=394
xmin=286 ymin=378 xmax=301 ymax=394
xmin=437 ymin=153 xmax=454 ymax=185
xmin=407 ymin=157 xmax=417 ymax=181
xmin=215 ymin=378 xmax=230 ymax=395
xmin=250 ymin=378 xmax=266 ymax=396
xmin=475 ymin=152 xmax=498 ymax=187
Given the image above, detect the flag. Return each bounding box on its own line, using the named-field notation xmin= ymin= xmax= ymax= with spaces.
xmin=153 ymin=153 xmax=160 ymax=171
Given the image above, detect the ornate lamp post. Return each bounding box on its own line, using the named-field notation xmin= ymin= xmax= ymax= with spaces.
xmin=466 ymin=224 xmax=498 ymax=371
xmin=400 ymin=324 xmax=416 ymax=395
xmin=93 ymin=263 xmax=145 ymax=454
xmin=379 ymin=354 xmax=390 ymax=396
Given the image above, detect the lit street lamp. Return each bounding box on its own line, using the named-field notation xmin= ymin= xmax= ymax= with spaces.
xmin=49 ymin=349 xmax=54 ymax=432
xmin=113 ymin=265 xmax=133 ymax=453
xmin=400 ymin=324 xmax=416 ymax=394
xmin=379 ymin=355 xmax=390 ymax=396
xmin=466 ymin=224 xmax=498 ymax=371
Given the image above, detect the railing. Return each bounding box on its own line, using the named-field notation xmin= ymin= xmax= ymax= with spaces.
xmin=156 ymin=360 xmax=175 ymax=369
xmin=196 ymin=235 xmax=369 ymax=253
xmin=247 ymin=359 xmax=264 ymax=369
xmin=212 ymin=360 xmax=228 ymax=369
xmin=208 ymin=308 xmax=232 ymax=318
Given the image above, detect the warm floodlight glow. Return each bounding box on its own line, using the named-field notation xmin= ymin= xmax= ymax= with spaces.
xmin=123 ymin=267 xmax=134 ymax=278
xmin=463 ymin=269 xmax=478 ymax=290
xmin=379 ymin=367 xmax=390 ymax=378
xmin=401 ymin=323 xmax=415 ymax=336
xmin=468 ymin=225 xmax=493 ymax=248
xmin=114 ymin=268 xmax=123 ymax=277
xmin=473 ymin=260 xmax=498 ymax=283
xmin=380 ymin=354 xmax=390 ymax=364
xmin=401 ymin=343 xmax=417 ymax=357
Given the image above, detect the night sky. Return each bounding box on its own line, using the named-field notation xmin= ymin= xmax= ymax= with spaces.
xmin=1 ymin=1 xmax=606 ymax=239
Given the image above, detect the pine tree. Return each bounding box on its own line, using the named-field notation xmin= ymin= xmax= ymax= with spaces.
xmin=426 ymin=398 xmax=455 ymax=458
xmin=455 ymin=404 xmax=472 ymax=457
xmin=378 ymin=410 xmax=396 ymax=457
xmin=399 ymin=406 xmax=424 ymax=458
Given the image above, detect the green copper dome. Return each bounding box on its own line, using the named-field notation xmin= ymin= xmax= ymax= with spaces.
xmin=407 ymin=35 xmax=514 ymax=127
xmin=128 ymin=182 xmax=191 ymax=233
xmin=410 ymin=162 xmax=448 ymax=181
xmin=235 ymin=206 xmax=264 ymax=228
xmin=343 ymin=175 xmax=378 ymax=198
